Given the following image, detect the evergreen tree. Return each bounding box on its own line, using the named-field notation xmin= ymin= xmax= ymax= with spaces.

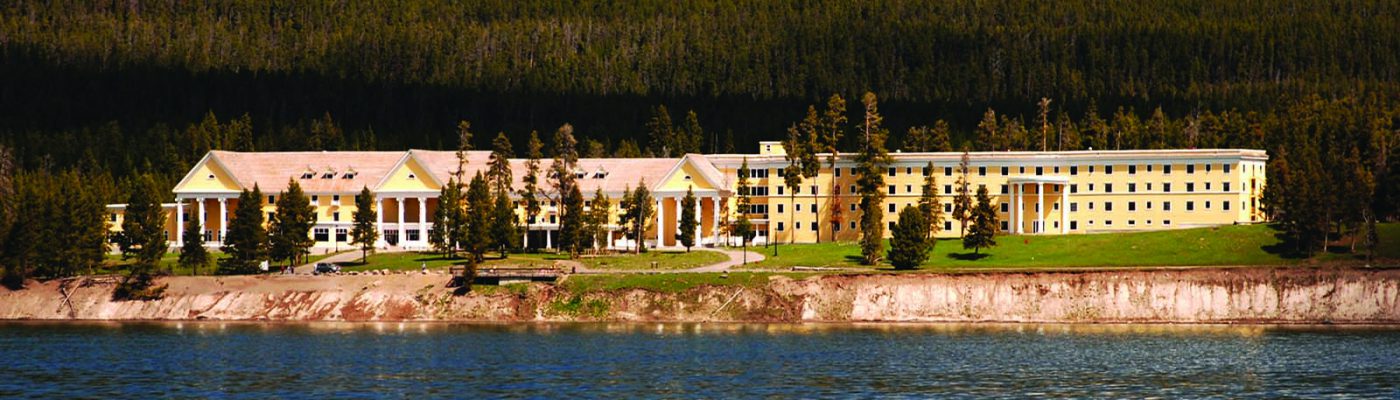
xmin=464 ymin=172 xmax=492 ymax=262
xmin=179 ymin=213 xmax=209 ymax=276
xmin=429 ymin=179 xmax=463 ymax=257
xmin=520 ymin=131 xmax=543 ymax=249
xmin=621 ymin=180 xmax=655 ymax=254
xmin=490 ymin=189 xmax=518 ymax=258
xmin=454 ymin=120 xmax=474 ymax=182
xmin=558 ymin=184 xmax=586 ymax=258
xmin=781 ymin=122 xmax=806 ymax=249
xmin=678 ymin=186 xmax=698 ymax=252
xmin=646 ymin=105 xmax=675 ymax=157
xmin=963 ymin=185 xmax=999 ymax=254
xmin=952 ymin=152 xmax=974 ymax=237
xmin=269 ymin=179 xmax=316 ymax=267
xmin=919 ymin=161 xmax=945 ymax=242
xmin=888 ymin=206 xmax=931 ymax=270
xmin=819 ymin=94 xmax=847 ymax=241
xmin=1036 ymin=98 xmax=1053 ymax=151
xmin=614 ymin=139 xmax=643 ymax=158
xmin=349 ymin=187 xmax=378 ymax=263
xmin=219 ymin=186 xmax=268 ymax=274
xmin=118 ymin=175 xmax=168 ymax=267
xmin=589 ymin=188 xmax=612 ymax=253
xmin=680 ymin=110 xmax=705 ymax=154
xmin=116 ymin=175 xmax=167 ymax=297
xmin=854 ymin=92 xmax=893 ymax=265
xmin=488 ymin=132 xmax=514 ymax=194
xmin=976 ymin=108 xmax=1000 ymax=151
xmin=929 ymin=120 xmax=953 ymax=152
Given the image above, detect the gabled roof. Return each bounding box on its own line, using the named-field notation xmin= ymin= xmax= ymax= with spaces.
xmin=189 ymin=150 xmax=404 ymax=193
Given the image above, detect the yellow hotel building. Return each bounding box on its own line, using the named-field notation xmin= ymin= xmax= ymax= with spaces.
xmin=107 ymin=142 xmax=1267 ymax=250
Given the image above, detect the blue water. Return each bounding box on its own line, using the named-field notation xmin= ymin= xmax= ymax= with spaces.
xmin=1 ymin=322 xmax=1398 ymax=398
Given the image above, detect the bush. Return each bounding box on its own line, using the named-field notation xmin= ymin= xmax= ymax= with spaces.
xmin=888 ymin=206 xmax=932 ymax=270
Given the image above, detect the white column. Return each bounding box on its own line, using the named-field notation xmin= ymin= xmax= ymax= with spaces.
xmin=1014 ymin=184 xmax=1023 ymax=234
xmin=1037 ymin=183 xmax=1045 ymax=234
xmin=417 ymin=197 xmax=427 ymax=244
xmin=1061 ymin=184 xmax=1070 ymax=234
xmin=692 ymin=196 xmax=701 ymax=247
xmin=711 ymin=197 xmax=720 ymax=245
xmin=395 ymin=197 xmax=405 ymax=246
xmin=218 ymin=197 xmax=227 ymax=243
xmin=546 ymin=227 xmax=553 ymax=249
xmin=1013 ymin=184 xmax=1024 ymax=234
xmin=656 ymin=197 xmax=665 ymax=247
xmin=197 ymin=198 xmax=206 ymax=241
xmin=176 ymin=198 xmax=185 ymax=242
xmin=375 ymin=197 xmax=385 ymax=246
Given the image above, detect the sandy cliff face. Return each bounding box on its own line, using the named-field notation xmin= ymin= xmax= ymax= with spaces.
xmin=1 ymin=268 xmax=1396 ymax=323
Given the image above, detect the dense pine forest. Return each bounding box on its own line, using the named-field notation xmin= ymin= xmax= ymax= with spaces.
xmin=0 ymin=1 xmax=1397 ymax=281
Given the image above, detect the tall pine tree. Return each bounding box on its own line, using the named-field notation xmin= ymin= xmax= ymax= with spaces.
xmin=854 ymin=92 xmax=893 ymax=265
xmin=219 ymin=186 xmax=268 ymax=274
xmin=269 ymin=179 xmax=316 ymax=267
xmin=349 ymin=187 xmax=379 ymax=263
xmin=678 ymin=186 xmax=698 ymax=252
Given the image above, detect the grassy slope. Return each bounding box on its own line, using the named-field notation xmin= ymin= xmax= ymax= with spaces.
xmin=754 ymin=223 xmax=1400 ymax=271
xmin=343 ymin=250 xmax=726 ymax=272
xmin=104 ymin=251 xmax=342 ymax=276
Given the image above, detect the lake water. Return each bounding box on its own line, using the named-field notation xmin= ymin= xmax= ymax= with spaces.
xmin=1 ymin=322 xmax=1397 ymax=398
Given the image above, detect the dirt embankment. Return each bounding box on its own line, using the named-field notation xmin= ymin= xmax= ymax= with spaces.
xmin=1 ymin=267 xmax=1397 ymax=323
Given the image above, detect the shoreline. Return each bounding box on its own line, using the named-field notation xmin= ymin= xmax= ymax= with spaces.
xmin=2 ymin=266 xmax=1398 ymax=324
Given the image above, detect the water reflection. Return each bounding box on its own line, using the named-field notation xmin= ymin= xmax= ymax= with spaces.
xmin=1 ymin=321 xmax=1397 ymax=398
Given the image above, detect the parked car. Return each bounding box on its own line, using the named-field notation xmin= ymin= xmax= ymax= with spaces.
xmin=313 ymin=262 xmax=340 ymax=275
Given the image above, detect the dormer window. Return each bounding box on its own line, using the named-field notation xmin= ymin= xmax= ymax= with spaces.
xmin=322 ymin=172 xmax=335 ymax=179
xmin=593 ymin=168 xmax=609 ymax=179
xmin=342 ymin=168 xmax=357 ymax=179
xmin=300 ymin=172 xmax=315 ymax=179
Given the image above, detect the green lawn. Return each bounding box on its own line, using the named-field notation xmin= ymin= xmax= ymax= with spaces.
xmin=343 ymin=249 xmax=728 ymax=272
xmin=561 ymin=272 xmax=812 ymax=294
xmin=104 ymin=250 xmax=343 ymax=275
xmin=753 ymin=223 xmax=1400 ymax=271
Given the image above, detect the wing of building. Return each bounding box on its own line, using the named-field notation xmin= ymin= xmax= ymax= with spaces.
xmin=106 ymin=142 xmax=1267 ymax=250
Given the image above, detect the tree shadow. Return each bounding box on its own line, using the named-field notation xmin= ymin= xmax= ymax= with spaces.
xmin=1258 ymin=224 xmax=1313 ymax=260
xmin=843 ymin=255 xmax=865 ymax=264
xmin=947 ymin=252 xmax=989 ymax=261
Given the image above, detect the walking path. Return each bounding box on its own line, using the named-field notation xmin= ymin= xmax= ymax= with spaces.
xmin=292 ymin=250 xmax=376 ymax=274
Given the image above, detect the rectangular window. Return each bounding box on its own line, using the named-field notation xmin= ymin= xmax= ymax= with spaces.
xmin=1205 ymin=201 xmax=1212 ymax=209
xmin=1187 ymin=201 xmax=1195 ymax=211
xmin=888 ymin=221 xmax=895 ymax=230
xmin=795 ymin=222 xmax=802 ymax=230
xmin=887 ymin=185 xmax=896 ymax=195
xmin=944 ymin=203 xmax=952 ymax=213
xmin=944 ymin=185 xmax=952 ymax=195
xmin=1206 ymin=164 xmax=1213 ymax=173
xmin=945 ymin=167 xmax=952 ymax=176
xmin=1089 ymin=165 xmax=1095 ymax=174
xmin=1105 ymin=183 xmax=1113 ymax=193
xmin=979 ymin=166 xmax=987 ymax=176
xmin=888 ymin=167 xmax=896 ymax=177
xmin=1000 ymin=203 xmax=1009 ymax=213
xmin=1164 ymin=201 xmax=1172 ymax=211
xmin=1223 ymin=201 xmax=1231 ymax=211
xmin=268 ymin=195 xmax=276 ymax=203
xmin=1223 ymin=182 xmax=1231 ymax=192
xmin=1163 ymin=220 xmax=1171 ymax=226
xmin=850 ymin=221 xmax=857 ymax=230
xmin=1128 ymin=220 xmax=1136 ymax=226
xmin=811 ymin=222 xmax=818 ymax=231
xmin=850 ymin=204 xmax=857 ymax=212
xmin=1186 ymin=183 xmax=1195 ymax=192
xmin=1070 ymin=184 xmax=1078 ymax=194
xmin=1054 ymin=166 xmax=1060 ymax=174
xmin=906 ymin=185 xmax=913 ymax=193
xmin=888 ymin=203 xmax=896 ymax=213
xmin=1147 ymin=201 xmax=1153 ymax=210
xmin=777 ymin=186 xmax=784 ymax=195
xmin=1089 ymin=183 xmax=1095 ymax=192
xmin=850 ymin=185 xmax=857 ymax=194
xmin=1128 ymin=202 xmax=1136 ymax=211
xmin=1070 ymin=166 xmax=1079 ymax=175
xmin=1035 ymin=166 xmax=1043 ymax=176
xmin=1070 ymin=221 xmax=1078 ymax=230
xmin=1128 ymin=165 xmax=1137 ymax=174
xmin=1105 ymin=202 xmax=1114 ymax=211
xmin=1163 ymin=183 xmax=1172 ymax=193
xmin=834 ymin=168 xmax=841 ymax=177
xmin=1224 ymin=164 xmax=1231 ymax=173
xmin=1000 ymin=185 xmax=1008 ymax=194
xmin=1105 ymin=220 xmax=1113 ymax=226
xmin=311 ymin=195 xmax=319 ymax=203
xmin=314 ymin=228 xmax=329 ymax=242
xmin=1205 ymin=182 xmax=1212 ymax=191
xmin=1000 ymin=221 xmax=1009 ymax=231
xmin=777 ymin=222 xmax=785 ymax=231
xmin=1147 ymin=164 xmax=1153 ymax=173
xmin=944 ymin=221 xmax=952 ymax=231
xmin=1106 ymin=165 xmax=1114 ymax=175
xmin=1001 ymin=166 xmax=1009 ymax=176
xmin=1164 ymin=164 xmax=1172 ymax=174
xmin=1128 ymin=183 xmax=1136 ymax=193
xmin=777 ymin=204 xmax=784 ymax=213
xmin=812 ymin=204 xmax=818 ymax=214
xmin=1070 ymin=203 xmax=1078 ymax=212
xmin=796 ymin=204 xmax=802 ymax=212
xmin=1187 ymin=164 xmax=1195 ymax=174
xmin=906 ymin=167 xmax=913 ymax=175
xmin=333 ymin=212 xmax=341 ymax=222
xmin=335 ymin=228 xmax=347 ymax=242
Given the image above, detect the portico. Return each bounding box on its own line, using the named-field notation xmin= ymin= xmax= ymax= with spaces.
xmin=1007 ymin=176 xmax=1069 ymax=234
